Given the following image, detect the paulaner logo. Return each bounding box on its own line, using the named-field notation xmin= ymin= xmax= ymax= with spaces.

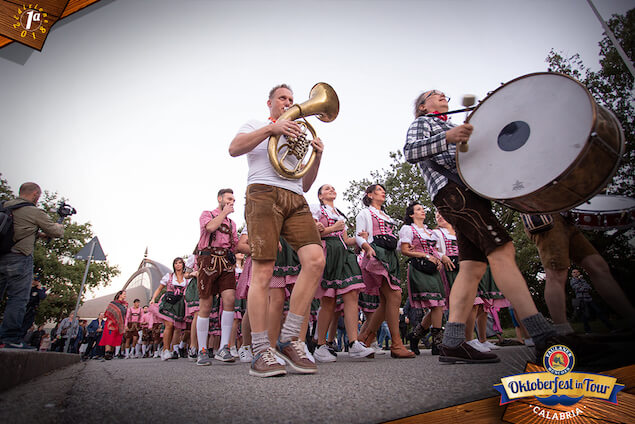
xmin=494 ymin=345 xmax=624 ymax=407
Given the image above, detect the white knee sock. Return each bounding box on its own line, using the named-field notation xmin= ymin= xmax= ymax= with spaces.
xmin=197 ymin=316 xmax=210 ymax=352
xmin=142 ymin=344 xmax=147 ymax=355
xmin=115 ymin=346 xmax=121 ymax=356
xmin=220 ymin=311 xmax=234 ymax=349
xmin=135 ymin=344 xmax=141 ymax=356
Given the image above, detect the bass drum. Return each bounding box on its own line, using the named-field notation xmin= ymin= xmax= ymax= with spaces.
xmin=569 ymin=194 xmax=635 ymax=231
xmin=457 ymin=72 xmax=624 ymax=214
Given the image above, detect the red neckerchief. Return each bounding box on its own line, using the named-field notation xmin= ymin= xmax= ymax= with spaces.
xmin=431 ymin=111 xmax=448 ymax=121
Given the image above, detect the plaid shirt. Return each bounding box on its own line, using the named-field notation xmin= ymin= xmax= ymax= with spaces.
xmin=403 ymin=115 xmax=457 ymax=200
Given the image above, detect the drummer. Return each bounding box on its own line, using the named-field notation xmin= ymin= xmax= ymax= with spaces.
xmin=522 ymin=212 xmax=635 ymax=334
xmin=403 ymin=89 xmax=563 ymax=364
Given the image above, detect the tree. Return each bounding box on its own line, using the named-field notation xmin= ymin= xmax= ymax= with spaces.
xmin=0 ymin=175 xmax=120 ymax=324
xmin=546 ymin=8 xmax=635 ymax=300
xmin=546 ymin=9 xmax=634 ymax=196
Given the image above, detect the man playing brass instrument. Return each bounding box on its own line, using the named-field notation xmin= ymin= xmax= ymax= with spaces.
xmin=229 ymin=84 xmax=325 ymax=377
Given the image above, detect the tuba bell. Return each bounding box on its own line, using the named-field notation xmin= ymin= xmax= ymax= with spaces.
xmin=268 ymin=82 xmax=339 ymax=179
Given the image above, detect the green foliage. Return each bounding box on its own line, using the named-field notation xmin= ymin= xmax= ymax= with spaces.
xmin=0 ymin=175 xmax=120 ymax=324
xmin=545 ymin=9 xmax=635 ymax=300
xmin=546 ymin=9 xmax=634 ymax=196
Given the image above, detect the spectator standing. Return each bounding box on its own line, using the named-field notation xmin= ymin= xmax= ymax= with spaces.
xmin=20 ymin=274 xmax=47 ymax=339
xmin=0 ymin=182 xmax=64 ymax=349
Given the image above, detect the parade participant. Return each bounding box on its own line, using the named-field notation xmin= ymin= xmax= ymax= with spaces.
xmin=139 ymin=306 xmax=153 ymax=357
xmin=311 ymin=184 xmax=374 ymax=362
xmin=0 ymin=182 xmax=64 ymax=349
xmin=182 ymin=254 xmax=201 ymax=361
xmin=149 ymin=258 xmax=190 ymax=361
xmin=194 ymin=189 xmax=239 ymax=366
xmin=404 ymin=89 xmax=558 ymax=364
xmin=399 ymin=202 xmax=448 ymax=356
xmin=235 ymin=229 xmax=254 ymax=363
xmin=99 ymin=290 xmax=127 ymax=360
xmin=124 ymin=299 xmax=143 ymax=358
xmin=523 ymin=214 xmax=635 ymax=334
xmin=431 ymin=211 xmax=502 ymax=353
xmin=229 ymin=83 xmax=325 ymax=377
xmin=355 ymin=184 xmax=415 ymax=358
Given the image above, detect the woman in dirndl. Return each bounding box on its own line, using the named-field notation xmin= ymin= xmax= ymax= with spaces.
xmin=399 ymin=202 xmax=449 ymax=355
xmin=310 ymin=184 xmax=374 ymax=362
xmin=99 ymin=290 xmax=127 ymax=360
xmin=355 ymin=184 xmax=415 ymax=358
xmin=149 ymin=257 xmax=190 ymax=361
xmin=433 ymin=211 xmax=500 ymax=353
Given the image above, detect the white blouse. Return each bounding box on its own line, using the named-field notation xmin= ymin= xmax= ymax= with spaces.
xmin=355 ymin=206 xmax=396 ymax=248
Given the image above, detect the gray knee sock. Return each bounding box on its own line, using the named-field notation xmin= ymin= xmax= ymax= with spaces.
xmin=442 ymin=322 xmax=466 ymax=348
xmin=279 ymin=312 xmax=304 ymax=343
xmin=521 ymin=313 xmax=556 ymax=346
xmin=251 ymin=331 xmax=270 ymax=356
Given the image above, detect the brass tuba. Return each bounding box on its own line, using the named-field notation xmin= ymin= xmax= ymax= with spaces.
xmin=268 ymin=82 xmax=339 ymax=179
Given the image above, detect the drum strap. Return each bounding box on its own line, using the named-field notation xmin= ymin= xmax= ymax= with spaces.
xmin=426 ymin=160 xmax=466 ymax=188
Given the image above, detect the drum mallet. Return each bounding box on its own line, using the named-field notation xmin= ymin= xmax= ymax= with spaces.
xmin=459 ymin=94 xmax=476 ymax=152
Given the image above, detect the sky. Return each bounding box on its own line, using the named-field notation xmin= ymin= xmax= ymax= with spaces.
xmin=0 ymin=0 xmax=632 ymax=300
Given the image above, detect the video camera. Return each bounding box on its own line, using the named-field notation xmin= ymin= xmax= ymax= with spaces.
xmin=56 ymin=201 xmax=77 ymax=223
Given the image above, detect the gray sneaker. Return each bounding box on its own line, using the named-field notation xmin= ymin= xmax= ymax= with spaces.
xmin=197 ymin=348 xmax=212 ymax=366
xmin=214 ymin=345 xmax=236 ymax=363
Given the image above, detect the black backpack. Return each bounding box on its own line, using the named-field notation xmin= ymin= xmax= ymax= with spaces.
xmin=0 ymin=201 xmax=35 ymax=254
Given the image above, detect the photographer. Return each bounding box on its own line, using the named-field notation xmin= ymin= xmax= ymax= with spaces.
xmin=0 ymin=182 xmax=64 ymax=349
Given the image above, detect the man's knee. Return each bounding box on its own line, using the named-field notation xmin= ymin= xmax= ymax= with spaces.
xmin=299 ymin=245 xmax=325 ymax=274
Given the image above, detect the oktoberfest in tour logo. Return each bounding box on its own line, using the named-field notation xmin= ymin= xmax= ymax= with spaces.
xmin=494 ymin=344 xmax=624 ymax=420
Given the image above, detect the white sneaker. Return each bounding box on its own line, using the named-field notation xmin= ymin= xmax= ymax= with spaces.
xmin=467 ymin=339 xmax=490 ymax=352
xmin=313 ymin=344 xmax=337 ymax=363
xmin=301 ymin=341 xmax=316 ymax=363
xmin=349 ymin=341 xmax=375 ymax=359
xmin=230 ymin=346 xmax=239 ymax=358
xmin=483 ymin=340 xmax=500 ymax=350
xmin=370 ymin=341 xmax=387 ymax=355
xmin=160 ymin=349 xmax=172 ymax=361
xmin=524 ymin=338 xmax=535 ymax=347
xmin=238 ymin=345 xmax=253 ymax=363
xmin=153 ymin=350 xmax=160 ymax=358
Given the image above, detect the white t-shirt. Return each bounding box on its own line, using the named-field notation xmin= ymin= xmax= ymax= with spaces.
xmin=237 ymin=120 xmax=303 ymax=195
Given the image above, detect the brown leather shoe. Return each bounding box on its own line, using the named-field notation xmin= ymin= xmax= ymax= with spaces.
xmin=249 ymin=348 xmax=287 ymax=378
xmin=390 ymin=340 xmax=416 ymax=358
xmin=439 ymin=341 xmax=500 ymax=363
xmin=276 ymin=340 xmax=317 ymax=374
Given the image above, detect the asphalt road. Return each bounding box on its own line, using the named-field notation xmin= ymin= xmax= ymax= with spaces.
xmin=0 ymin=345 xmax=538 ymax=424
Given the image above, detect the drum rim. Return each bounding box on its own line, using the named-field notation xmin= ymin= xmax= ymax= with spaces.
xmin=456 ymin=72 xmax=623 ymax=213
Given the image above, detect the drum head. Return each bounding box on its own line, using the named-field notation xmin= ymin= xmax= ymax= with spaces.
xmin=572 ymin=194 xmax=635 ymax=213
xmin=458 ymin=73 xmax=594 ymax=200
